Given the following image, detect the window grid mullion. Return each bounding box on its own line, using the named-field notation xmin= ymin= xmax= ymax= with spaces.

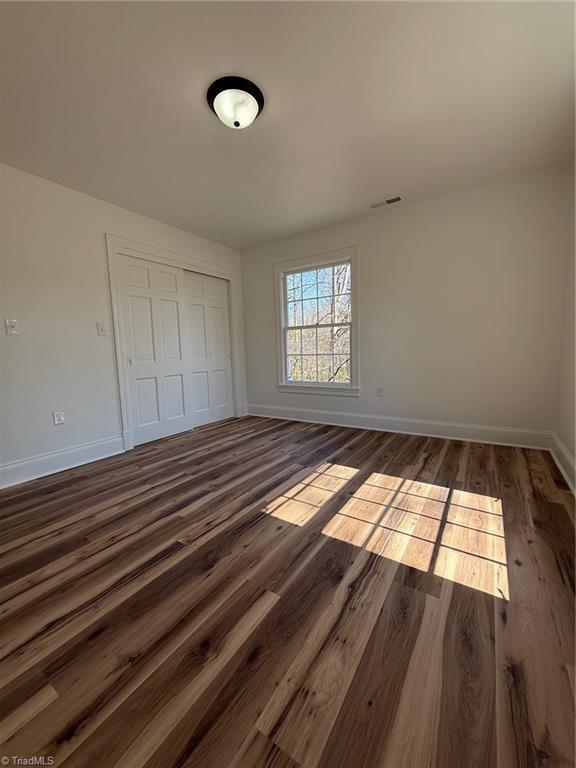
xmin=315 ymin=325 xmax=319 ymax=382
xmin=284 ymin=322 xmax=351 ymax=331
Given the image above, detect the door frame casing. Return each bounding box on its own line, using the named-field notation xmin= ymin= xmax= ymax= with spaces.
xmin=106 ymin=233 xmax=243 ymax=451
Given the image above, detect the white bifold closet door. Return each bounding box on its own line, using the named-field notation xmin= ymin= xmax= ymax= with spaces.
xmin=121 ymin=255 xmax=233 ymax=445
xmin=183 ymin=270 xmax=234 ymax=426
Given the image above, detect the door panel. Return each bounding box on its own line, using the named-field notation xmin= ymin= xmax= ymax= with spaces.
xmin=212 ymin=369 xmax=229 ymax=407
xmin=208 ymin=305 xmax=229 ymax=357
xmin=126 ymin=263 xmax=150 ymax=288
xmin=188 ymin=303 xmax=207 ymax=357
xmin=184 ymin=270 xmax=234 ymax=425
xmin=205 ymin=279 xmax=228 ymax=301
xmin=122 ymin=256 xmax=195 ymax=445
xmin=192 ymin=371 xmax=210 ymax=411
xmin=129 ymin=296 xmax=155 ymax=362
xmin=151 ymin=269 xmax=178 ymax=292
xmin=165 ymin=374 xmax=185 ymax=419
xmin=159 ymin=300 xmax=182 ymax=360
xmin=136 ymin=378 xmax=160 ymax=426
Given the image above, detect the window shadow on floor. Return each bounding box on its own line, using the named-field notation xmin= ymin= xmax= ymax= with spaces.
xmin=264 ymin=459 xmax=509 ymax=600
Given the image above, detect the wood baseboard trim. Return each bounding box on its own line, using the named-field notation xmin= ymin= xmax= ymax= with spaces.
xmin=0 ymin=436 xmax=125 ymax=489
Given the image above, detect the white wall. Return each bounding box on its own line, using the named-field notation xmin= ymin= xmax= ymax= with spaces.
xmin=0 ymin=164 xmax=246 ymax=484
xmin=243 ymin=167 xmax=573 ymax=449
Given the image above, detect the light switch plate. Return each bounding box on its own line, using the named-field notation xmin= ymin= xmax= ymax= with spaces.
xmin=52 ymin=410 xmax=65 ymax=425
xmin=4 ymin=318 xmax=19 ymax=336
xmin=96 ymin=321 xmax=107 ymax=336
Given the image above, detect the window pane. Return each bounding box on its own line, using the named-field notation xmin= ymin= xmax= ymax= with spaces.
xmin=286 ymin=273 xmax=302 ymax=302
xmin=287 ymin=328 xmax=301 ymax=356
xmin=317 ymin=326 xmax=333 ymax=354
xmin=335 ymin=294 xmax=351 ymax=324
xmin=302 ymin=269 xmax=318 ymax=299
xmin=333 ymin=326 xmax=350 ymax=355
xmin=333 ymin=355 xmax=351 ymax=383
xmin=317 ymin=295 xmax=333 ymax=325
xmin=287 ymin=356 xmax=303 ymax=381
xmin=302 ymin=298 xmax=318 ymax=325
xmin=317 ymin=267 xmax=333 ymax=297
xmin=302 ymin=356 xmax=317 ymax=382
xmin=317 ymin=355 xmax=333 ymax=382
xmin=301 ymin=328 xmax=316 ymax=355
xmin=334 ymin=263 xmax=351 ymax=294
xmin=287 ymin=300 xmax=303 ymax=327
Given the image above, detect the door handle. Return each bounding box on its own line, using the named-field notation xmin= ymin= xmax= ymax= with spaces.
xmin=126 ymin=358 xmax=133 ymax=366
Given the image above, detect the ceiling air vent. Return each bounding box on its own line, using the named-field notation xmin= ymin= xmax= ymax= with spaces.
xmin=370 ymin=196 xmax=402 ymax=209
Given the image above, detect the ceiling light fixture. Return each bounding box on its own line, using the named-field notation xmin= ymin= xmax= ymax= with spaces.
xmin=207 ymin=76 xmax=264 ymax=130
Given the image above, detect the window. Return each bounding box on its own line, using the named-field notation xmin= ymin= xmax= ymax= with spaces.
xmin=276 ymin=250 xmax=358 ymax=395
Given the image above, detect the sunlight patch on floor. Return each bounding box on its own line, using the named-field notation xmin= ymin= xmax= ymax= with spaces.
xmin=265 ymin=465 xmax=508 ymax=599
xmin=263 ymin=463 xmax=359 ymax=526
xmin=434 ymin=546 xmax=509 ymax=600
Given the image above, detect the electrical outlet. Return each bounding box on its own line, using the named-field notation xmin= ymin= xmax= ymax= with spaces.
xmin=96 ymin=321 xmax=107 ymax=336
xmin=52 ymin=410 xmax=65 ymax=425
xmin=4 ymin=318 xmax=19 ymax=336
xmin=376 ymin=385 xmax=384 ymax=398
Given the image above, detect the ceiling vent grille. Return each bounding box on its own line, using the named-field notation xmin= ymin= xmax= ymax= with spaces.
xmin=370 ymin=196 xmax=402 ymax=209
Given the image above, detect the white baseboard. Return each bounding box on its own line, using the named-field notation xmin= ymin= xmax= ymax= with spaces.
xmin=550 ymin=433 xmax=576 ymax=495
xmin=247 ymin=403 xmax=553 ymax=450
xmin=0 ymin=436 xmax=125 ymax=489
xmin=248 ymin=404 xmax=576 ymax=496
xmin=2 ymin=412 xmax=572 ymax=499
xmin=236 ymin=401 xmax=249 ymax=418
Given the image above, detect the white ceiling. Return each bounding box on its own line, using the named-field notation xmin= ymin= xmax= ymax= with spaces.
xmin=1 ymin=2 xmax=573 ymax=250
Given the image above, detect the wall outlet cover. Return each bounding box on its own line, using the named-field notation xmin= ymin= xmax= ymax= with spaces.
xmin=52 ymin=410 xmax=65 ymax=425
xmin=4 ymin=318 xmax=19 ymax=335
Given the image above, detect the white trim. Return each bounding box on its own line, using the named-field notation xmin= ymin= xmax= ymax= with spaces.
xmin=0 ymin=437 xmax=124 ymax=489
xmin=106 ymin=234 xmax=243 ymax=450
xmin=106 ymin=234 xmax=234 ymax=280
xmin=2 ymin=410 xmax=571 ymax=495
xmin=273 ymin=246 xmax=360 ymax=395
xmin=550 ymin=433 xmax=576 ymax=494
xmin=247 ymin=403 xmax=554 ymax=450
xmin=277 ymin=384 xmax=360 ymax=397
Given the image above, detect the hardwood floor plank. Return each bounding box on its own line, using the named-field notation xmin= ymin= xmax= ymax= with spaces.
xmin=378 ymin=580 xmax=454 ymax=768
xmin=258 ymin=550 xmax=397 ymax=766
xmin=4 ymin=515 xmax=296 ymax=760
xmin=155 ymin=539 xmax=363 ymax=768
xmin=317 ymin=582 xmax=426 ymax=768
xmin=231 ymin=729 xmax=300 ymax=768
xmin=0 ymin=684 xmax=58 ymax=743
xmin=494 ymin=482 xmax=574 ymax=768
xmin=71 ymin=586 xmax=279 ymax=768
xmin=435 ymin=584 xmax=496 ymax=767
xmin=0 ymin=417 xmax=572 ymax=768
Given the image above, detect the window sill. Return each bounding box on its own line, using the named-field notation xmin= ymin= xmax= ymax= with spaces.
xmin=277 ymin=383 xmax=360 ymax=397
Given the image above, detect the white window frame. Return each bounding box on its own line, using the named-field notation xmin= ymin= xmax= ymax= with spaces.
xmin=274 ymin=246 xmax=360 ymax=396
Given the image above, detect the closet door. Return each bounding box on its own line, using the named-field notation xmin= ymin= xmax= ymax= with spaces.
xmin=184 ymin=271 xmax=234 ymax=426
xmin=122 ymin=256 xmax=195 ymax=445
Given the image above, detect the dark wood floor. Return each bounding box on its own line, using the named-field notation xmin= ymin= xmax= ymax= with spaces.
xmin=0 ymin=416 xmax=573 ymax=768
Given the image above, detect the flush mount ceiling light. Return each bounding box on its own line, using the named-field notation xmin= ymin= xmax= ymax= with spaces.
xmin=207 ymin=76 xmax=264 ymax=130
